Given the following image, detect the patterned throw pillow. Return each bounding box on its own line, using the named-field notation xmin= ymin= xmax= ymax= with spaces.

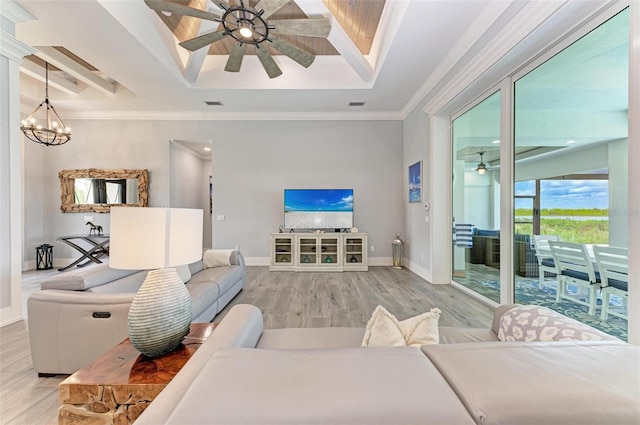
xmin=498 ymin=305 xmax=604 ymax=342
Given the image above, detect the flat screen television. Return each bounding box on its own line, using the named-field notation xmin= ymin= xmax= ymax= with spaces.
xmin=284 ymin=189 xmax=354 ymax=230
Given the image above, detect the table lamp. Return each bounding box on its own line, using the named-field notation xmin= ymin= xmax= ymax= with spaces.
xmin=110 ymin=207 xmax=203 ymax=357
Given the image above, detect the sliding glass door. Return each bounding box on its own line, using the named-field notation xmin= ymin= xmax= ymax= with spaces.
xmin=513 ymin=8 xmax=629 ymax=340
xmin=451 ymin=91 xmax=501 ymax=302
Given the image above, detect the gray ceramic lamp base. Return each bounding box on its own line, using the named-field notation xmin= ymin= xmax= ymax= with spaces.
xmin=127 ymin=268 xmax=192 ymax=357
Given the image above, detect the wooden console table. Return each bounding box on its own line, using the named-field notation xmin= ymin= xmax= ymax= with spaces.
xmin=57 ymin=234 xmax=110 ymax=271
xmin=58 ymin=322 xmax=217 ymax=425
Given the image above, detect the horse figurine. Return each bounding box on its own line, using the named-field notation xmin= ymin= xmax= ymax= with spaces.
xmin=86 ymin=221 xmax=103 ymax=236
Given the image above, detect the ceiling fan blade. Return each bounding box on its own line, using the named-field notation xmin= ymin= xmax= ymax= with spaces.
xmin=179 ymin=30 xmax=228 ymax=51
xmin=225 ymin=43 xmax=246 ymax=72
xmin=144 ymin=0 xmax=220 ymax=21
xmin=210 ymin=0 xmax=231 ymax=11
xmin=269 ymin=18 xmax=331 ymax=38
xmin=255 ymin=0 xmax=290 ymax=19
xmin=254 ymin=45 xmax=283 ymax=79
xmin=268 ymin=37 xmax=315 ymax=68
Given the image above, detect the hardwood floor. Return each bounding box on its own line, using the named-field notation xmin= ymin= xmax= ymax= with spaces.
xmin=0 ymin=266 xmax=493 ymax=425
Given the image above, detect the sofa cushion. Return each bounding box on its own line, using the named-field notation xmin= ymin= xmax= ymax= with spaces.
xmin=422 ymin=341 xmax=637 ymax=425
xmin=188 ymin=259 xmax=205 ymax=275
xmin=86 ymin=271 xmax=147 ymax=293
xmin=257 ymin=327 xmax=365 ymax=349
xmin=186 ymin=281 xmax=220 ymax=319
xmin=188 ymin=265 xmax=244 ymax=295
xmin=162 ymin=347 xmax=476 ymax=425
xmin=498 ymin=305 xmax=612 ymax=342
xmin=41 ymin=264 xmax=140 ymax=291
xmin=439 ymin=327 xmax=499 ymax=343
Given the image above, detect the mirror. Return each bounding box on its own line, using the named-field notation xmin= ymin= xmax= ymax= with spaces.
xmin=59 ymin=169 xmax=149 ymax=213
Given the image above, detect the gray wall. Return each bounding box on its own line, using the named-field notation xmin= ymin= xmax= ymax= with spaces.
xmin=169 ymin=143 xmax=212 ymax=248
xmin=402 ymin=106 xmax=431 ymax=277
xmin=23 ymin=119 xmax=403 ymax=266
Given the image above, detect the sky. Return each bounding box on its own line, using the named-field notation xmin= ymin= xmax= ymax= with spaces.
xmin=515 ymin=180 xmax=608 ymax=210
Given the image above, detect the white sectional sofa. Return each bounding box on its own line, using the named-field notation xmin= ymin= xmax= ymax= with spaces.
xmin=27 ymin=250 xmax=246 ymax=375
xmin=136 ymin=303 xmax=640 ymax=425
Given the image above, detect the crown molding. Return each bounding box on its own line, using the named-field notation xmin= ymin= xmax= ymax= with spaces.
xmin=0 ymin=1 xmax=36 ymax=24
xmin=0 ymin=30 xmax=35 ymax=63
xmin=58 ymin=110 xmax=404 ymax=121
xmin=419 ymin=0 xmax=568 ymax=117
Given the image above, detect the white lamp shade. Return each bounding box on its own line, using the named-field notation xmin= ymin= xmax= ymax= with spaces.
xmin=110 ymin=207 xmax=203 ymax=270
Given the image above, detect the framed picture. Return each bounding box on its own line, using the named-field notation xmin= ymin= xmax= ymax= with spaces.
xmin=408 ymin=160 xmax=422 ymax=203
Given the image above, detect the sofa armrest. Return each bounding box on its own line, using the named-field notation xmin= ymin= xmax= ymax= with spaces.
xmin=135 ymin=304 xmax=263 ymax=425
xmin=230 ymin=250 xmax=245 ymax=267
xmin=27 ymin=290 xmax=136 ymax=374
xmin=491 ymin=304 xmax=521 ymax=336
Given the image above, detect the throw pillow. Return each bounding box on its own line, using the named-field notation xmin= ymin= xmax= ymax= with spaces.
xmin=203 ymin=249 xmax=233 ymax=268
xmin=361 ymin=305 xmax=406 ymax=347
xmin=361 ymin=305 xmax=441 ymax=347
xmin=398 ymin=308 xmax=441 ymax=346
xmin=498 ymin=305 xmax=604 ymax=342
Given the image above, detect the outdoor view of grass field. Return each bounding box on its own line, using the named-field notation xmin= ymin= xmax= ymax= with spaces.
xmin=514 ymin=208 xmax=609 ymax=244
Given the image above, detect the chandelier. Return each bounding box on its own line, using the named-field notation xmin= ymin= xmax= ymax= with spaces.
xmin=20 ymin=62 xmax=71 ymax=146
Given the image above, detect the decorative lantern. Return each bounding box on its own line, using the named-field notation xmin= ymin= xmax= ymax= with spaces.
xmin=392 ymin=233 xmax=404 ymax=269
xmin=36 ymin=244 xmax=54 ymax=270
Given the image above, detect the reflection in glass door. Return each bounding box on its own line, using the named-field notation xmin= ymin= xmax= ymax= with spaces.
xmin=451 ymin=91 xmax=501 ymax=302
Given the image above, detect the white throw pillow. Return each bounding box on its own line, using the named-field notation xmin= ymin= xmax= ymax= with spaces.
xmin=203 ymin=249 xmax=233 ymax=268
xmin=361 ymin=305 xmax=406 ymax=347
xmin=361 ymin=305 xmax=441 ymax=347
xmin=399 ymin=308 xmax=441 ymax=346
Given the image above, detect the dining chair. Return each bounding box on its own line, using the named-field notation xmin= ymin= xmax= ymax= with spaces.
xmin=532 ymin=235 xmax=560 ymax=288
xmin=593 ymin=245 xmax=628 ymax=320
xmin=549 ymin=241 xmax=600 ymax=315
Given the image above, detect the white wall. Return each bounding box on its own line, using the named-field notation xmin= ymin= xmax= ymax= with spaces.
xmin=24 ymin=119 xmax=403 ymax=266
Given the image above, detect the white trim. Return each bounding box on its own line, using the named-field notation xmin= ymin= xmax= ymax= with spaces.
xmin=628 ymin=0 xmax=639 ymax=345
xmin=404 ymin=258 xmax=432 ymax=284
xmin=54 ymin=110 xmax=404 ymax=121
xmin=0 ymin=30 xmax=35 ymax=63
xmin=422 ymin=0 xmax=567 ymax=116
xmin=499 ymin=78 xmax=514 ymax=305
xmin=245 ymin=257 xmax=270 ymax=266
xmin=401 ymin=0 xmax=513 ymax=119
xmin=0 ymin=0 xmax=36 ymax=24
xmin=368 ymin=257 xmax=392 ymax=267
xmin=450 ymin=280 xmax=499 ymax=309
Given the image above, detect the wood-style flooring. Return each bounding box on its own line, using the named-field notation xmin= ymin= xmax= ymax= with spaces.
xmin=0 ymin=266 xmax=493 ymax=425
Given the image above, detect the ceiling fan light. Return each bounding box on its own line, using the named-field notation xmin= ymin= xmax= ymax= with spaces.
xmin=239 ymin=26 xmax=253 ymax=38
xmin=477 ymin=165 xmax=486 ymax=175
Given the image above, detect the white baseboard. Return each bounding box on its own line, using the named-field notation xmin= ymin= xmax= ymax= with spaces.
xmin=368 ymin=257 xmax=393 ymax=266
xmin=404 ymin=259 xmax=434 ymax=283
xmin=245 ymin=257 xmax=270 ymax=266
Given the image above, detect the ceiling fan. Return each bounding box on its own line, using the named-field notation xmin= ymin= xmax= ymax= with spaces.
xmin=476 ymin=150 xmax=487 ymax=174
xmin=145 ymin=0 xmax=331 ymax=79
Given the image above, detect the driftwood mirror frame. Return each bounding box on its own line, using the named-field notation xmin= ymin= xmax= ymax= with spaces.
xmin=59 ymin=168 xmax=149 ymax=213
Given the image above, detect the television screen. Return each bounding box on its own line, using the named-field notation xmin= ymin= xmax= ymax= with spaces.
xmin=284 ymin=189 xmax=354 ymax=230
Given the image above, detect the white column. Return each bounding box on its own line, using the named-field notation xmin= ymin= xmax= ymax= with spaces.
xmin=0 ymin=1 xmax=35 ymax=326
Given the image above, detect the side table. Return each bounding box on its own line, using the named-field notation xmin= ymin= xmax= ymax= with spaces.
xmin=58 ymin=322 xmax=217 ymax=425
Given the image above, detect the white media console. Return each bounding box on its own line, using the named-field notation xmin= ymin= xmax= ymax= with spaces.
xmin=270 ymin=233 xmax=368 ymax=272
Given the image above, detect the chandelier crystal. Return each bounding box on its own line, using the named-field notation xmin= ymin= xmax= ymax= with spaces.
xmin=20 ymin=62 xmax=71 ymax=146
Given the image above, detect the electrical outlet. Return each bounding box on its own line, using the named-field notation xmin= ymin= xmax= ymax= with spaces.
xmin=84 ymin=215 xmax=93 ymax=222
xmin=370 ymin=245 xmax=375 ymax=252
xmin=216 ymin=215 xmax=225 ymax=221
xmin=421 ymin=252 xmax=424 ymax=260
